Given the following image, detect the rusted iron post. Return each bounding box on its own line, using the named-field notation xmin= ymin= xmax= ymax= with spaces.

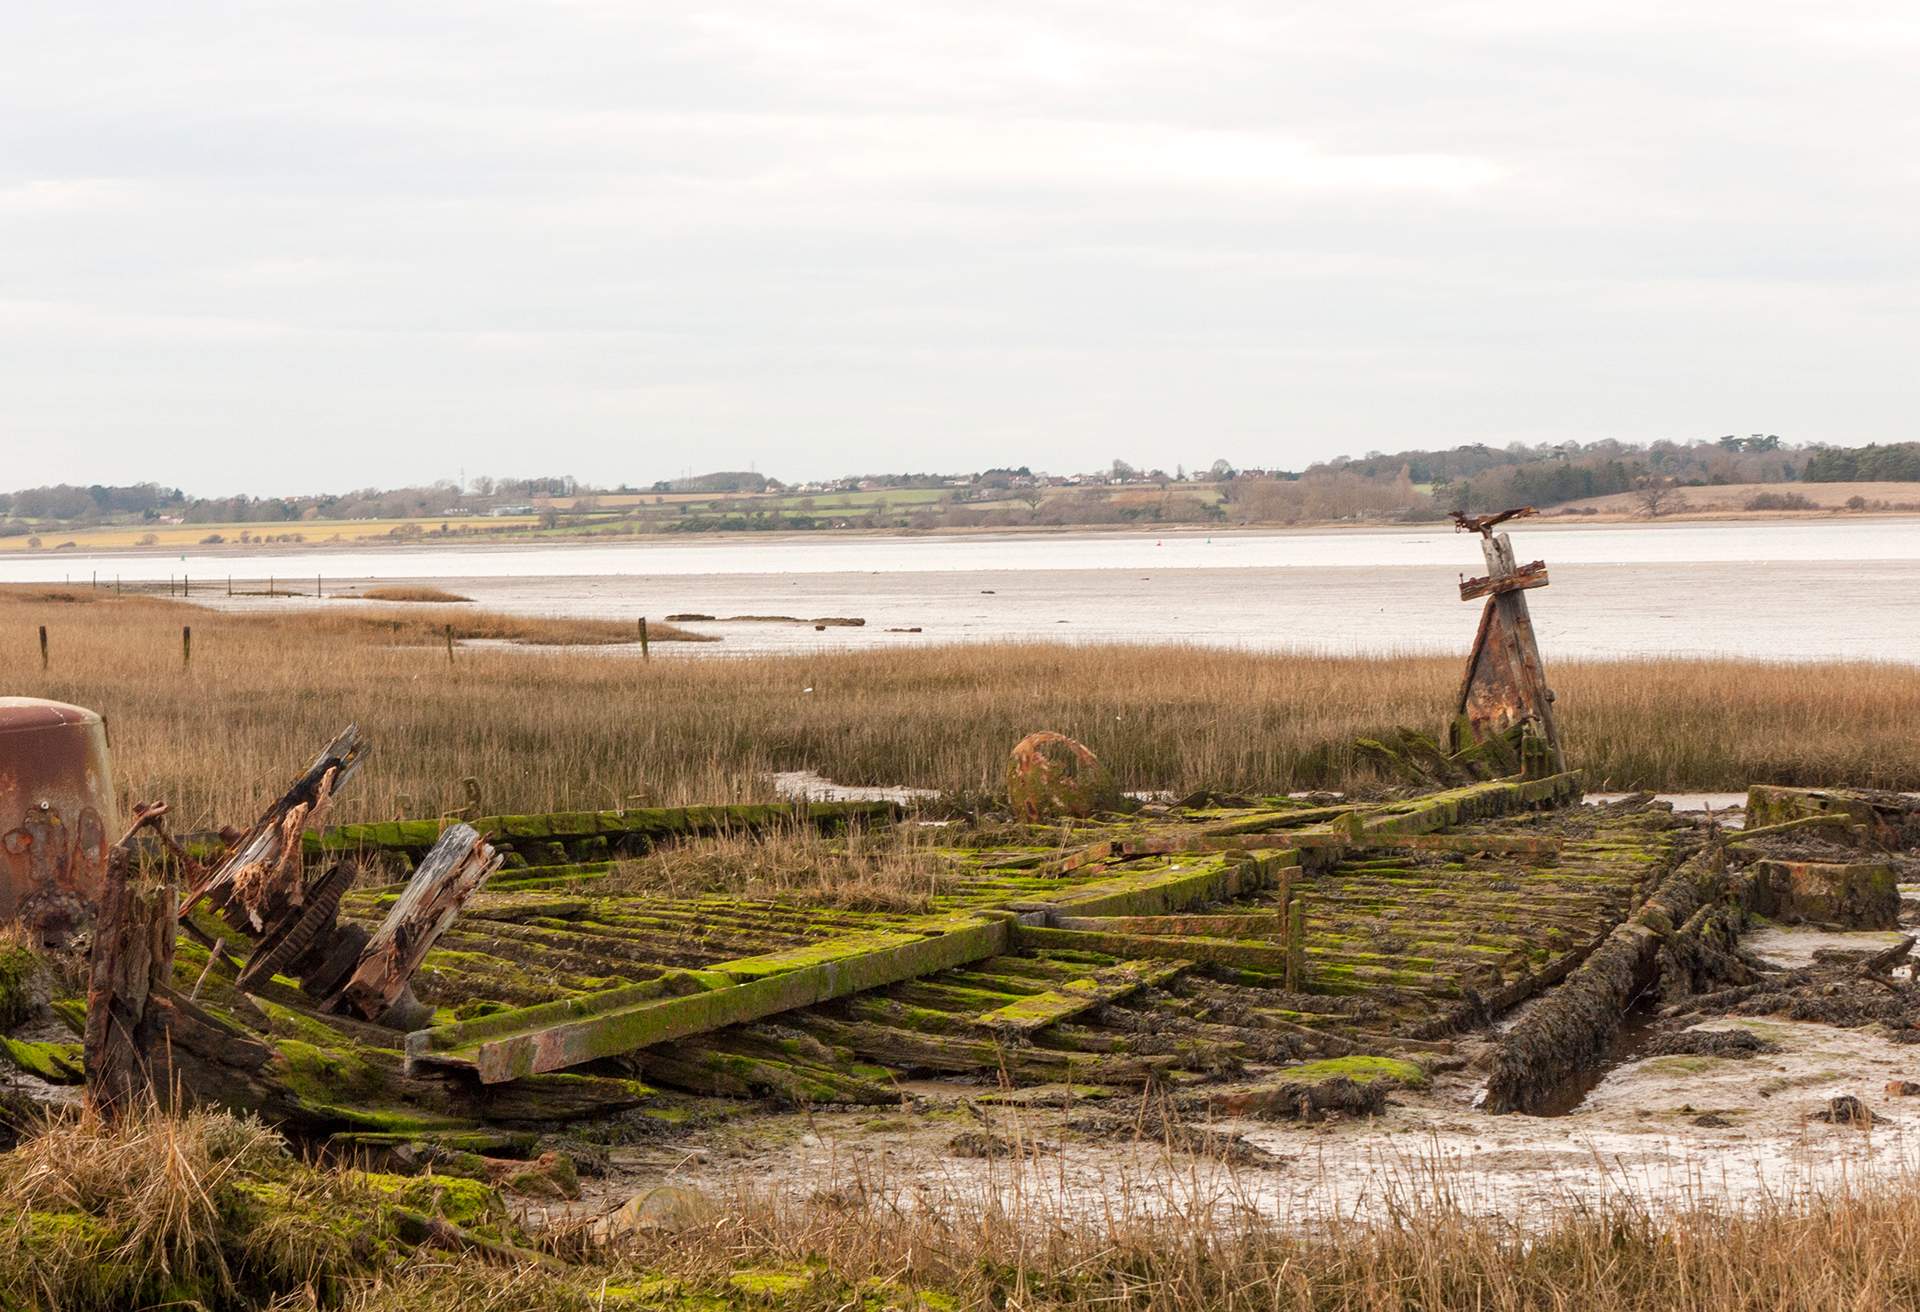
xmin=1449 ymin=508 xmax=1564 ymax=774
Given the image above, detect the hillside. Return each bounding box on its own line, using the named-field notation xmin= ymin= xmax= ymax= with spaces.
xmin=1556 ymin=480 xmax=1920 ymax=515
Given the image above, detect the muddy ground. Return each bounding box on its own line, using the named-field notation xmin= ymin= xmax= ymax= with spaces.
xmin=525 ymin=919 xmax=1920 ymax=1232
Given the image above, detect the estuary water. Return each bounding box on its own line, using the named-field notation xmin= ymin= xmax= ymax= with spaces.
xmin=4 ymin=518 xmax=1916 ymax=663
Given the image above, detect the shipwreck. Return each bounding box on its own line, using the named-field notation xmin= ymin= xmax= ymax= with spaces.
xmin=4 ymin=511 xmax=1917 ymax=1171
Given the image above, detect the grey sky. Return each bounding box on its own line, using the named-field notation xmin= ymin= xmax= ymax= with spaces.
xmin=3 ymin=2 xmax=1915 ymax=495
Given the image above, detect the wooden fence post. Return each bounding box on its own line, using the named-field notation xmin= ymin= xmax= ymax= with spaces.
xmin=38 ymin=625 xmax=48 ymax=671
xmin=182 ymin=625 xmax=192 ymax=668
xmin=639 ymin=616 xmax=650 ymax=660
xmin=445 ymin=624 xmax=455 ymax=664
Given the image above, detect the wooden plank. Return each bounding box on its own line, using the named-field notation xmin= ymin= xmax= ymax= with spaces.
xmin=1459 ymin=561 xmax=1547 ymax=601
xmin=406 ymin=916 xmax=1010 ymax=1083
xmin=1005 ymin=852 xmax=1290 ymax=919
xmin=1014 ymin=923 xmax=1292 ymax=972
xmin=971 ymin=958 xmax=1188 ymax=1034
xmin=1287 ymin=831 xmax=1563 ymax=855
xmin=1052 ymin=914 xmax=1287 ymax=937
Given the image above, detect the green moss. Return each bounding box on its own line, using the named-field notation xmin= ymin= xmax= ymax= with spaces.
xmin=0 ymin=943 xmax=42 ymax=1028
xmin=0 ymin=1034 xmax=83 ymax=1083
xmin=1282 ymin=1055 xmax=1428 ymax=1087
xmin=728 ymin=1268 xmax=817 ymax=1296
xmin=355 ymin=1170 xmax=507 ymax=1230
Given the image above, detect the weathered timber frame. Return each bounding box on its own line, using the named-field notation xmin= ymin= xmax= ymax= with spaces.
xmin=1450 ymin=509 xmax=1564 ymax=772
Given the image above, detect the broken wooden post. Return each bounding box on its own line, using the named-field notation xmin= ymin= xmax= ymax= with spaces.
xmin=1287 ymin=890 xmax=1307 ymax=992
xmin=84 ymin=846 xmax=177 ymax=1117
xmin=329 ymin=822 xmax=502 ymax=1026
xmin=1449 ymin=507 xmax=1564 ymax=773
xmin=179 ymin=725 xmax=366 ymax=929
xmin=1272 ymin=865 xmax=1294 ymax=986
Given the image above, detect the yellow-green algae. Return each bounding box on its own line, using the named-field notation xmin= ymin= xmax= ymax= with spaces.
xmin=1282 ymin=1055 xmax=1429 ymax=1087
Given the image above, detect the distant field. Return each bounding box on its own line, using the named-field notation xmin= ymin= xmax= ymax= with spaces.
xmin=0 ymin=515 xmax=540 ymax=553
xmin=544 ymin=481 xmax=1232 ymax=518
xmin=1558 ymin=480 xmax=1920 ymax=514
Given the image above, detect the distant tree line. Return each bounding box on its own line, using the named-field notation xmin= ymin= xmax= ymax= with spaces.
xmin=7 ymin=436 xmax=1920 ymax=535
xmin=1803 ymin=442 xmax=1920 ymax=482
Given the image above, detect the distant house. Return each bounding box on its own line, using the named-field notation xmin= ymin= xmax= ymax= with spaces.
xmin=491 ymin=504 xmax=534 ymax=517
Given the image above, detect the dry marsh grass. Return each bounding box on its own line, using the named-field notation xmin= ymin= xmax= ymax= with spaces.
xmin=601 ymin=823 xmax=962 ymax=912
xmin=351 ymin=586 xmax=474 ymax=604
xmin=307 ymin=606 xmax=709 ymax=647
xmin=567 ymin=1166 xmax=1920 ymax=1312
xmin=4 ymin=587 xmax=1916 ymax=831
xmin=14 ymin=1106 xmax=1920 ymax=1311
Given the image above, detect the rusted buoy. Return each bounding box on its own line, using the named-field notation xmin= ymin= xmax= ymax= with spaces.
xmin=0 ymin=698 xmax=120 ymax=946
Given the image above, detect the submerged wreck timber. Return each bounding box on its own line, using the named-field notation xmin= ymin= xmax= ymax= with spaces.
xmin=4 ymin=511 xmax=1919 ymax=1202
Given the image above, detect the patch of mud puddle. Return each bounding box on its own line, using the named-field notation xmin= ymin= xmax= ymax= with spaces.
xmin=769 ymin=770 xmax=939 ymax=804
xmin=537 ymin=926 xmax=1920 ymax=1232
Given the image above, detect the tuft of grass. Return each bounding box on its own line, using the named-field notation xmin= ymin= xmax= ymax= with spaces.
xmin=0 ymin=1105 xmax=538 ymax=1310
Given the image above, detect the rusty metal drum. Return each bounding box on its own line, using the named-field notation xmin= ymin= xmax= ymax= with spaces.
xmin=0 ymin=697 xmax=119 ymax=945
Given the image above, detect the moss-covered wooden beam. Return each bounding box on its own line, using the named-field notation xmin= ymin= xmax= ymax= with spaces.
xmin=407 ymin=915 xmax=1011 ymax=1083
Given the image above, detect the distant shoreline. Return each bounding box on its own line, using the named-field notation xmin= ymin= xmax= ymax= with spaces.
xmin=6 ymin=502 xmax=1920 ymax=562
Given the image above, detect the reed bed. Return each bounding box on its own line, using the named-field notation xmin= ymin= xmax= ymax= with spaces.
xmin=349 ymin=586 xmax=474 ymax=604
xmin=4 ymin=588 xmax=1916 ymax=831
xmin=599 ymin=824 xmax=963 ymax=912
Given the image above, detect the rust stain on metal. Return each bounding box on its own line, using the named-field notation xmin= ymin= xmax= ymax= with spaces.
xmin=0 ymin=697 xmax=120 ymax=945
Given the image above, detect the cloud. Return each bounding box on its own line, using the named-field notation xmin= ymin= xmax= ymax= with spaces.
xmin=0 ymin=0 xmax=1914 ymax=492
